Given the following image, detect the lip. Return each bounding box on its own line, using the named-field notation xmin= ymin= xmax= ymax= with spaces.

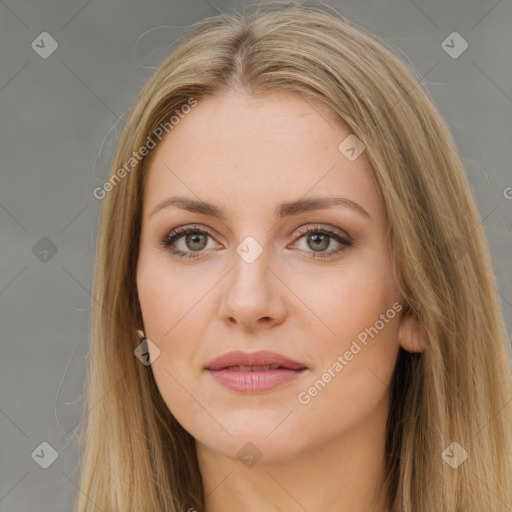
xmin=205 ymin=350 xmax=308 ymax=371
xmin=205 ymin=350 xmax=308 ymax=393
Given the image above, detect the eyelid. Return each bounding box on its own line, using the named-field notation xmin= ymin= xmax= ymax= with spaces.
xmin=162 ymin=223 xmax=352 ymax=246
xmin=293 ymin=223 xmax=352 ymax=242
xmin=160 ymin=222 xmax=353 ymax=261
xmin=161 ymin=224 xmax=219 ymax=247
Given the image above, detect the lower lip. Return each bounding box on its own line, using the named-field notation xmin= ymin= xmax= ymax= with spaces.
xmin=206 ymin=368 xmax=307 ymax=393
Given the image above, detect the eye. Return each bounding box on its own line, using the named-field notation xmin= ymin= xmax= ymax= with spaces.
xmin=160 ymin=225 xmax=218 ymax=260
xmin=289 ymin=224 xmax=352 ymax=260
xmin=160 ymin=224 xmax=353 ymax=260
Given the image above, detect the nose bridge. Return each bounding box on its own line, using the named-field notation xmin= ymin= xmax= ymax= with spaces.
xmin=219 ymin=232 xmax=287 ymax=329
xmin=230 ymin=234 xmax=273 ymax=299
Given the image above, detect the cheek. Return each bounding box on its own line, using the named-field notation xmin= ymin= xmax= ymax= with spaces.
xmin=295 ymin=350 xmax=396 ymax=446
xmin=137 ymin=274 xmax=207 ymax=432
xmin=294 ymin=260 xmax=401 ymax=400
xmin=294 ymin=285 xmax=401 ymax=439
xmin=138 ymin=286 xmax=204 ymax=367
xmin=136 ymin=257 xmax=213 ymax=406
xmin=137 ymin=253 xmax=210 ymax=340
xmin=292 ymin=260 xmax=398 ymax=345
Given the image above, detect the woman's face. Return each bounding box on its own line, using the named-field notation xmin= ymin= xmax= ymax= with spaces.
xmin=136 ymin=90 xmax=404 ymax=462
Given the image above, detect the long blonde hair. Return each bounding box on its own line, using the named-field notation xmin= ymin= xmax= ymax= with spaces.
xmin=73 ymin=3 xmax=512 ymax=511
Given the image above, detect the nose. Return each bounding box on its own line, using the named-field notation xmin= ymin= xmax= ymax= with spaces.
xmin=218 ymin=246 xmax=288 ymax=333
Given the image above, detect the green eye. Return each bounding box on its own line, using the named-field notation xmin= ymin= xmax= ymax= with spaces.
xmin=161 ymin=224 xmax=352 ymax=260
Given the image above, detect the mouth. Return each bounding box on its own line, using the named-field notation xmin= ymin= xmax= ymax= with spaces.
xmin=205 ymin=350 xmax=308 ymax=393
xmin=216 ymin=364 xmax=298 ymax=371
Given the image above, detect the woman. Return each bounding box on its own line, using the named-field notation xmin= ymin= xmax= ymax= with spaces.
xmin=75 ymin=3 xmax=512 ymax=511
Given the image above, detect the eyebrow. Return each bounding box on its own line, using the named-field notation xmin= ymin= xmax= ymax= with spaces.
xmin=150 ymin=195 xmax=371 ymax=220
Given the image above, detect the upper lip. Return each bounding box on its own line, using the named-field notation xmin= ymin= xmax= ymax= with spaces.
xmin=205 ymin=350 xmax=308 ymax=370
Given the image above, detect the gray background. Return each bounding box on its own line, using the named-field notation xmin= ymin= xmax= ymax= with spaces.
xmin=1 ymin=0 xmax=511 ymax=510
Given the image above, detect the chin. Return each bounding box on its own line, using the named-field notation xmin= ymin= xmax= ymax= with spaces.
xmin=178 ymin=406 xmax=298 ymax=454
xmin=196 ymin=429 xmax=303 ymax=465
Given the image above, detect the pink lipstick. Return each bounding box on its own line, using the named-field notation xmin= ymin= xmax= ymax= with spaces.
xmin=205 ymin=350 xmax=308 ymax=393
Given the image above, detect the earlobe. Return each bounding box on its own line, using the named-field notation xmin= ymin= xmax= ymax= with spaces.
xmin=398 ymin=312 xmax=428 ymax=353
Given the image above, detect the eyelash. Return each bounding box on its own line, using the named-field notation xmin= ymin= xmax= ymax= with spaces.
xmin=160 ymin=224 xmax=353 ymax=261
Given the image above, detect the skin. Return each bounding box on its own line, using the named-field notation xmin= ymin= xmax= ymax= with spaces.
xmin=136 ymin=89 xmax=426 ymax=512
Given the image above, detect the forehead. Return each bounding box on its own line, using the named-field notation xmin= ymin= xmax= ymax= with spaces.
xmin=142 ymin=90 xmax=384 ymax=223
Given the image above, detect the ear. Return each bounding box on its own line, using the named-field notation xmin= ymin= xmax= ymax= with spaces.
xmin=398 ymin=310 xmax=428 ymax=353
